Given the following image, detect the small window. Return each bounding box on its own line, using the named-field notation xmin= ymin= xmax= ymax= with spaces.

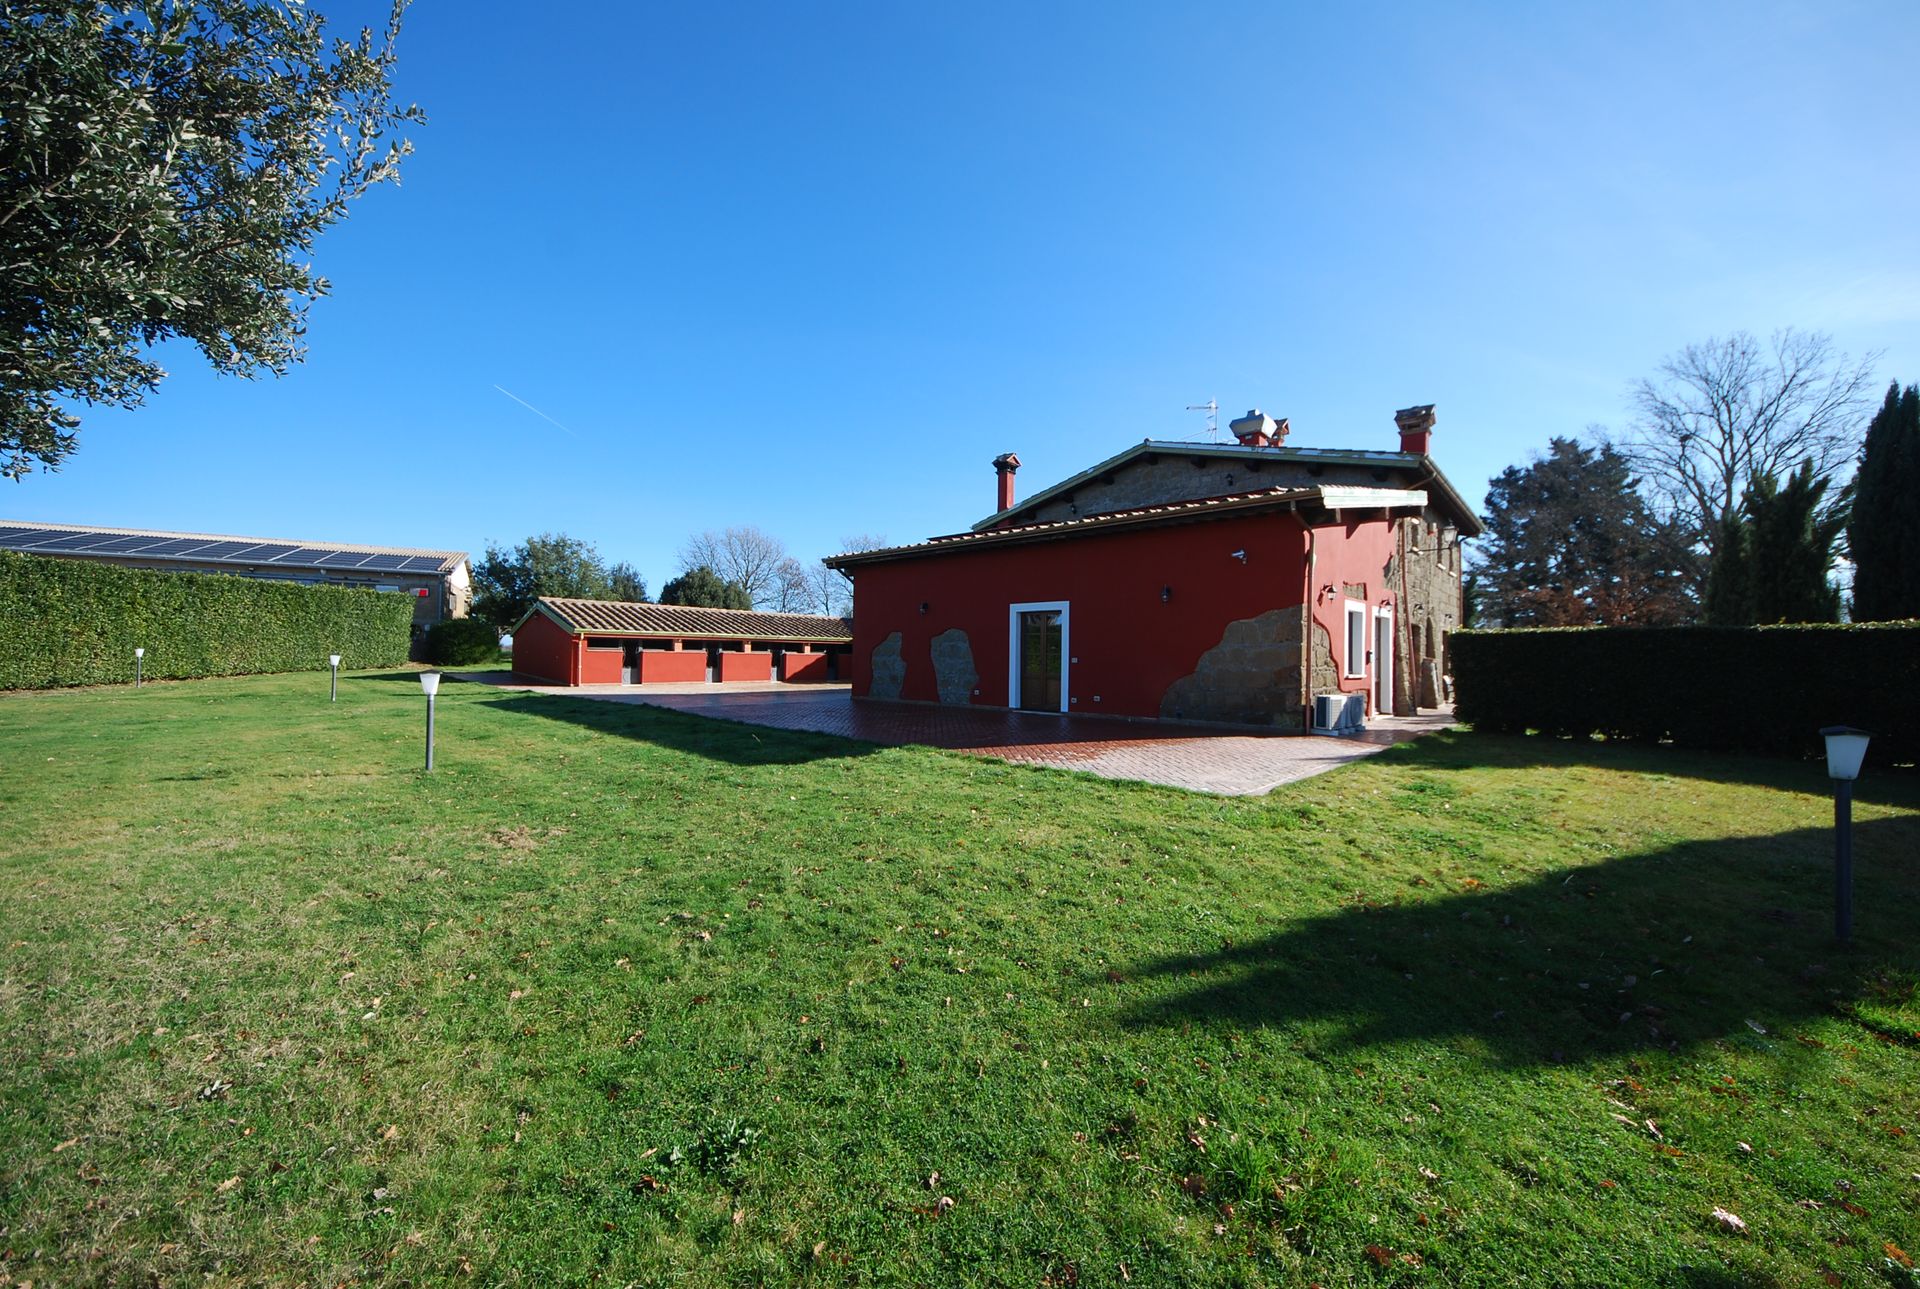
xmin=1344 ymin=601 xmax=1367 ymax=678
xmin=587 ymin=637 xmax=624 ymax=651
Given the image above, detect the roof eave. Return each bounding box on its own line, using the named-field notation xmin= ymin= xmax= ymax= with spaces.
xmin=831 ymin=487 xmax=1432 ymax=569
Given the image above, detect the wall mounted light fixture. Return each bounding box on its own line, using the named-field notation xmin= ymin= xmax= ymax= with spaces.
xmin=1161 ymin=585 xmax=1172 ymax=603
xmin=919 ymin=602 xmax=930 ymax=615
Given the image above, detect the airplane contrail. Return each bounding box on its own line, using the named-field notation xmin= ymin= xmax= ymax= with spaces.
xmin=492 ymin=384 xmax=580 ymax=437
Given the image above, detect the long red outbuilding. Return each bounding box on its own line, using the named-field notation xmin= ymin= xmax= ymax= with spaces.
xmin=510 ymin=598 xmax=853 ymax=687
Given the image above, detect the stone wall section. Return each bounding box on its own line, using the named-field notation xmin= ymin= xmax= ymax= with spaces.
xmin=929 ymin=628 xmax=978 ymax=705
xmin=1388 ymin=511 xmax=1463 ymax=713
xmin=1159 ymin=607 xmax=1306 ymax=726
xmin=1309 ymin=618 xmax=1338 ymax=698
xmin=869 ymin=631 xmax=906 ymax=700
xmin=1015 ymin=454 xmax=1411 ymax=525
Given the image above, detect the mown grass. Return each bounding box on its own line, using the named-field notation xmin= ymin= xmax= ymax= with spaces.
xmin=0 ymin=670 xmax=1915 ymax=1288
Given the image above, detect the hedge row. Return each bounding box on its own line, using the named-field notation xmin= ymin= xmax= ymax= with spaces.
xmin=0 ymin=551 xmax=416 ymax=689
xmin=424 ymin=617 xmax=503 ymax=666
xmin=1452 ymin=623 xmax=1920 ymax=766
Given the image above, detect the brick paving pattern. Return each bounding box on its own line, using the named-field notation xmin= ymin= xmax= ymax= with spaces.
xmin=459 ymin=674 xmax=1453 ymax=795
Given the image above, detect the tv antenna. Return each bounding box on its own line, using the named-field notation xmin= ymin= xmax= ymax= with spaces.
xmin=1185 ymin=398 xmax=1220 ymax=441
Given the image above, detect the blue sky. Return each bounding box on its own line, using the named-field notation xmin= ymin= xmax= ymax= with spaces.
xmin=12 ymin=1 xmax=1919 ymax=589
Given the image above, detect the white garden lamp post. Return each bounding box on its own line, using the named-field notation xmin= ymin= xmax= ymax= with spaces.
xmin=328 ymin=654 xmax=341 ymax=703
xmin=134 ymin=646 xmax=144 ymax=687
xmin=419 ymin=671 xmax=441 ymax=771
xmin=1819 ymin=725 xmax=1871 ymax=945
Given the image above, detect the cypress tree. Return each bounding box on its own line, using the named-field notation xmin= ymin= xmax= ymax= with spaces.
xmin=1706 ymin=463 xmax=1846 ymax=625
xmin=1703 ymin=510 xmax=1754 ymax=625
xmin=1848 ymin=382 xmax=1920 ymax=620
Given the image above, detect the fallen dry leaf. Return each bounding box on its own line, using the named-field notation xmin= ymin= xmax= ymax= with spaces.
xmin=216 ymin=1175 xmax=242 ymax=1193
xmin=1711 ymin=1207 xmax=1747 ymax=1235
xmin=381 ymin=1124 xmax=400 ymax=1141
xmin=1884 ymin=1242 xmax=1914 ymax=1269
xmin=53 ymin=1136 xmax=80 ymax=1152
xmin=1364 ymin=1244 xmax=1395 ymax=1267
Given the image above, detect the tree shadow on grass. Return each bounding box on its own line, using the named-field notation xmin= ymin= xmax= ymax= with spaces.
xmin=1114 ymin=816 xmax=1919 ymax=1069
xmin=473 ymin=691 xmax=881 ymax=769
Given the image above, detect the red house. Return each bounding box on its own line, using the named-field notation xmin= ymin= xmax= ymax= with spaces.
xmin=824 ymin=406 xmax=1481 ymax=730
xmin=511 ymin=598 xmax=854 ymax=686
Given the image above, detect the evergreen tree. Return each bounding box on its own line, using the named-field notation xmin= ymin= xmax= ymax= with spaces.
xmin=606 ymin=563 xmax=649 ymax=604
xmin=1848 ymin=382 xmax=1920 ymax=621
xmin=1472 ymin=437 xmax=1698 ymax=627
xmin=2 ymin=1 xmax=420 ymax=478
xmin=471 ymin=533 xmax=612 ymax=627
xmin=1703 ymin=511 xmax=1754 ymax=625
xmin=1705 ymin=463 xmax=1845 ymax=624
xmin=659 ymin=565 xmax=752 ymax=610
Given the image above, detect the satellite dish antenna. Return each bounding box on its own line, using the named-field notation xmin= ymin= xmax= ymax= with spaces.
xmin=1185 ymin=399 xmax=1220 ymax=441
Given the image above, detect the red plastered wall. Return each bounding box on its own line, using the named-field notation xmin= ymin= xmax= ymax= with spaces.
xmin=843 ymin=510 xmax=1312 ymax=719
xmin=1305 ymin=518 xmax=1401 ymax=705
xmin=717 ymin=651 xmax=773 ymax=682
xmin=638 ymin=651 xmax=707 ymax=683
xmin=511 ymin=612 xmax=576 ymax=685
xmin=578 ymin=641 xmax=623 ymax=684
xmin=782 ymin=651 xmax=832 ymax=683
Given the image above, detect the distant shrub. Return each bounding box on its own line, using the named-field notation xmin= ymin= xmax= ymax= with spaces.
xmin=1452 ymin=623 xmax=1920 ymax=766
xmin=424 ymin=617 xmax=504 ymax=666
xmin=0 ymin=551 xmax=414 ymax=689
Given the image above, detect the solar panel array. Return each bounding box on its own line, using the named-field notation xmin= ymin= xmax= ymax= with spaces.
xmin=0 ymin=525 xmax=459 ymax=574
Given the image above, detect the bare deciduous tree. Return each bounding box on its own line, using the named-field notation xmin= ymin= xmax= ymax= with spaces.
xmin=1620 ymin=329 xmax=1877 ymax=560
xmin=813 ymin=533 xmax=889 ymax=617
xmin=678 ymin=526 xmax=791 ymax=609
xmin=769 ymin=557 xmax=813 ymax=613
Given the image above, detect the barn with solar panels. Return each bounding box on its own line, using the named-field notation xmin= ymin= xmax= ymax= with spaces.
xmin=0 ymin=522 xmax=470 ymax=625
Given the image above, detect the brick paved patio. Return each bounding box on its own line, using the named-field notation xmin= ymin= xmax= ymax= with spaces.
xmin=459 ymin=673 xmax=1454 ymax=795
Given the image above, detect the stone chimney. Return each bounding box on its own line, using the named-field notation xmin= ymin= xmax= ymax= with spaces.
xmin=1395 ymin=404 xmax=1436 ymax=455
xmin=992 ymin=452 xmax=1021 ymax=511
xmin=1228 ymin=409 xmax=1289 ymax=448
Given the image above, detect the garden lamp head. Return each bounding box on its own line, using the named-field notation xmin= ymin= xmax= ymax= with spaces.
xmin=419 ymin=671 xmax=441 ymax=698
xmin=1819 ymin=726 xmax=1870 ymax=782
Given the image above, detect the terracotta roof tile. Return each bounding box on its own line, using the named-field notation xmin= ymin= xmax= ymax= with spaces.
xmin=531 ymin=597 xmax=853 ymax=643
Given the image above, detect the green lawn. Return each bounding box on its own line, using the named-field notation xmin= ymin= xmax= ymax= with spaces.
xmin=1 ymin=670 xmax=1915 ymax=1288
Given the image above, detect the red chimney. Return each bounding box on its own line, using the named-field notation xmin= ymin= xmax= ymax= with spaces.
xmin=1394 ymin=404 xmax=1436 ymax=455
xmin=992 ymin=452 xmax=1021 ymax=511
xmin=1228 ymin=409 xmax=1288 ymax=448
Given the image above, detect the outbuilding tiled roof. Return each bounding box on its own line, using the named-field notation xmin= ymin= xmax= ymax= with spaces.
xmin=0 ymin=520 xmax=467 ymax=574
xmin=526 ymin=597 xmax=853 ymax=643
xmin=826 ymin=485 xmax=1429 ymax=568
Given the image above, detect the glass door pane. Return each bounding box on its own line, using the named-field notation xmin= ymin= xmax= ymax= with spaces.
xmin=1019 ymin=611 xmax=1062 ymax=711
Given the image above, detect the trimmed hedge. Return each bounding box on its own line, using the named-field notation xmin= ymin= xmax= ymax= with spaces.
xmin=0 ymin=551 xmax=416 ymax=689
xmin=424 ymin=617 xmax=503 ymax=666
xmin=1452 ymin=624 xmax=1920 ymax=766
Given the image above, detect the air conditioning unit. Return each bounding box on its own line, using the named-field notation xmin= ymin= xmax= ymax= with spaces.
xmin=1313 ymin=692 xmax=1366 ymax=733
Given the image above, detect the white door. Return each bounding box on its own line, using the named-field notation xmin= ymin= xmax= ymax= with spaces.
xmin=1374 ymin=608 xmax=1393 ymax=714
